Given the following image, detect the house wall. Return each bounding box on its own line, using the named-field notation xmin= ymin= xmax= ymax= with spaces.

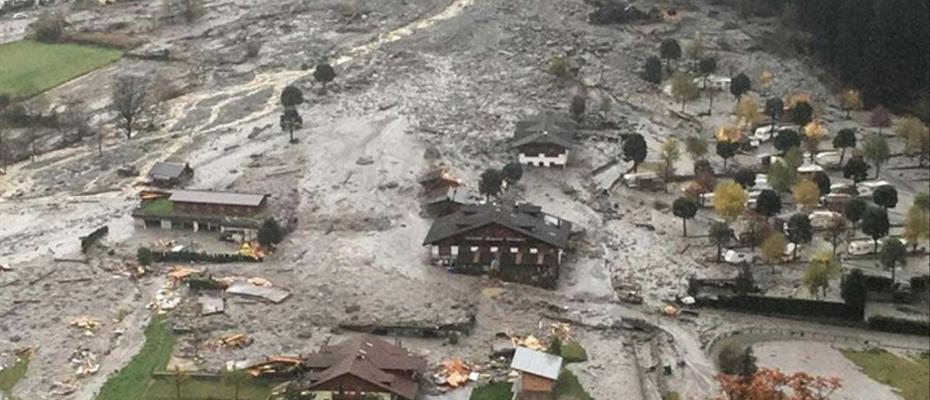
xmin=517 ymin=144 xmax=568 ymax=167
xmin=173 ymin=201 xmax=264 ymax=217
xmin=310 ymin=374 xmax=398 ymax=400
xmin=428 ymin=224 xmax=563 ymax=273
xmin=309 ymin=391 xmax=392 ymax=400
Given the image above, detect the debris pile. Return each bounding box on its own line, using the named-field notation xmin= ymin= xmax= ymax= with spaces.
xmin=69 ymin=348 xmax=99 ymax=377
xmin=434 ymin=359 xmax=476 ymax=389
xmin=69 ymin=317 xmax=100 ymax=335
xmin=227 ymin=355 xmax=303 ymax=378
xmin=209 ymin=333 xmax=253 ymax=350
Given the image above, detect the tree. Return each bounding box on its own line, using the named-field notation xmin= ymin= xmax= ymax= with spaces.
xmin=879 ymin=237 xmax=907 ymax=284
xmin=832 ymin=128 xmax=857 ymax=163
xmin=716 ymin=368 xmax=841 ymax=400
xmin=670 ymin=72 xmax=700 ymax=112
xmin=548 ymin=336 xmax=562 ymax=355
xmin=767 ymin=161 xmax=794 ymax=193
xmin=694 ymin=158 xmax=714 ymax=176
xmin=773 ymin=129 xmax=801 ymax=154
xmin=660 ymin=138 xmax=681 ymax=179
xmin=279 ymin=108 xmax=303 ymax=144
xmin=812 ymin=171 xmax=831 ymax=195
xmin=861 ymin=206 xmax=889 ymax=253
xmin=547 ymin=56 xmax=573 ymax=82
xmin=825 ymin=216 xmax=848 ymax=255
xmin=764 ymin=97 xmax=784 ymax=133
xmin=916 ymin=192 xmax=930 ymax=211
xmin=137 ymin=247 xmax=153 ymax=266
xmin=843 ymin=156 xmax=870 ymax=185
xmin=162 ymin=0 xmax=206 ymax=23
xmin=710 ymin=222 xmax=732 ymax=262
xmin=868 ymin=105 xmax=891 ymax=133
xmin=733 ymin=168 xmax=756 ymax=189
xmin=569 ymin=94 xmax=586 ymax=122
xmin=863 ymin=133 xmax=889 ymax=178
xmin=735 ymin=95 xmax=760 ymax=126
xmin=502 ymin=162 xmax=523 ymax=184
xmin=687 ymin=32 xmax=706 ymax=60
xmin=790 ymin=101 xmax=814 ymax=126
xmin=699 ymin=56 xmax=718 ymax=114
xmin=280 ymin=85 xmax=304 ymax=109
xmin=479 ymin=168 xmax=503 ymax=201
xmin=28 ymin=11 xmax=66 ymax=43
xmin=804 ymin=251 xmax=841 ymax=299
xmin=257 ymin=218 xmax=284 ymax=248
xmin=872 ymin=185 xmax=898 ymax=210
xmin=755 ymin=189 xmax=782 ymax=220
xmin=171 ymin=366 xmax=190 ymax=400
xmin=792 ymin=179 xmax=821 ymax=211
xmin=759 ymin=70 xmax=774 ymax=93
xmin=221 ymin=367 xmax=250 ymax=400
xmin=673 ymin=197 xmax=699 ymax=236
xmin=718 ymin=344 xmax=758 ymax=377
xmin=842 ymin=269 xmax=868 ymax=313
xmin=622 ymin=133 xmax=647 ymax=173
xmin=840 ymin=89 xmax=863 ymax=118
xmin=643 ymin=56 xmax=663 ymax=84
xmin=761 ymin=232 xmax=787 ymax=273
xmin=111 ymin=75 xmax=149 ymax=140
xmin=314 ymin=63 xmax=336 ymax=91
xmin=730 ymin=73 xmax=751 ymax=100
xmin=715 ymin=140 xmax=739 ymax=170
xmin=714 ymin=181 xmax=748 ymax=222
xmin=903 ymin=205 xmax=929 ymax=252
xmin=897 ymin=117 xmax=930 ymax=166
xmin=659 ymin=39 xmax=682 ymax=71
xmin=844 ymin=198 xmax=867 ymax=230
xmin=684 ymin=135 xmax=708 ymax=160
xmin=786 ymin=213 xmax=813 ymax=258
xmin=803 ymin=121 xmax=826 ymax=161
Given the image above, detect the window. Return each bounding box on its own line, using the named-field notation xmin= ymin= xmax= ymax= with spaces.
xmin=451 ymin=246 xmax=459 ymax=256
xmin=470 ymin=246 xmax=479 ymax=252
xmin=490 ymin=246 xmax=498 ymax=252
xmin=510 ymin=247 xmax=518 ymax=253
xmin=530 ymin=248 xmax=538 ymax=254
xmin=431 ymin=246 xmax=439 ymax=256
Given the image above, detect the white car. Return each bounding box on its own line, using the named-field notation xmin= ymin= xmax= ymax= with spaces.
xmin=700 ymin=192 xmax=715 ymax=208
xmin=797 ymin=164 xmax=825 ymax=174
xmin=847 ymin=240 xmax=878 ymax=256
xmin=814 ymin=151 xmax=842 ymax=168
xmin=724 ymin=250 xmax=759 ymax=265
xmin=859 ymin=180 xmax=891 ymax=197
xmin=810 ymin=210 xmax=843 ymax=229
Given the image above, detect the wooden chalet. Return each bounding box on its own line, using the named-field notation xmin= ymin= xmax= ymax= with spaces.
xmin=510 ymin=347 xmax=563 ymax=400
xmin=298 ymin=335 xmax=426 ymax=400
xmin=510 ymin=113 xmax=577 ymax=168
xmin=131 ymin=190 xmax=270 ymax=241
xmin=148 ymin=161 xmax=194 ymax=187
xmin=422 ymin=203 xmax=571 ymax=287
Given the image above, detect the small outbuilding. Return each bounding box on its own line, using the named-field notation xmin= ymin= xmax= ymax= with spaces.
xmin=510 ymin=347 xmax=563 ymax=400
xmin=148 ymin=161 xmax=194 ymax=187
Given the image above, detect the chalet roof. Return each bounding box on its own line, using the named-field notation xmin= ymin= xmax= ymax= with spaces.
xmin=510 ymin=347 xmax=563 ymax=381
xmin=510 ymin=113 xmax=577 ymax=150
xmin=302 ymin=336 xmax=424 ymax=400
xmin=422 ymin=203 xmax=572 ymax=248
xmin=149 ymin=162 xmax=190 ymax=180
xmin=168 ymin=190 xmax=268 ymax=207
xmin=422 ymin=186 xmax=478 ymax=206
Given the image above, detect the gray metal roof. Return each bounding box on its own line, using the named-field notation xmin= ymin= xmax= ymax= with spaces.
xmin=169 ymin=190 xmax=268 ymax=207
xmin=510 ymin=112 xmax=577 ymax=150
xmin=149 ymin=162 xmax=189 ymax=179
xmin=510 ymin=347 xmax=562 ymax=380
xmin=422 ymin=203 xmax=572 ymax=248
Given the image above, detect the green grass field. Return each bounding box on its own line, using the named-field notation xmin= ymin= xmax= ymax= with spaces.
xmin=0 ymin=40 xmax=122 ymax=99
xmin=143 ymin=378 xmax=274 ymax=400
xmin=470 ymin=382 xmax=513 ymax=400
xmin=0 ymin=350 xmax=31 ymax=399
xmin=842 ymin=349 xmax=930 ymax=400
xmin=96 ymin=317 xmax=176 ymax=400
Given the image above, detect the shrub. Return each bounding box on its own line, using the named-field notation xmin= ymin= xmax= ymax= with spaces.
xmin=137 ymin=247 xmax=153 ymax=266
xmin=29 ymin=11 xmax=66 ymax=43
xmin=547 ymin=56 xmax=572 ymax=81
xmin=561 ymin=340 xmax=588 ymax=363
xmin=258 ymin=218 xmax=284 ymax=248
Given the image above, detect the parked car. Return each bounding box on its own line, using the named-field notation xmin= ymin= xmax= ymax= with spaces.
xmin=814 ymin=151 xmax=842 ymax=168
xmin=700 ymin=192 xmax=715 ymax=208
xmin=847 ymin=240 xmax=878 ymax=256
xmin=830 ymin=182 xmax=857 ymax=196
xmin=810 ymin=210 xmax=843 ymax=229
xmin=857 ymin=180 xmax=892 ymax=198
xmin=724 ymin=250 xmax=759 ymax=265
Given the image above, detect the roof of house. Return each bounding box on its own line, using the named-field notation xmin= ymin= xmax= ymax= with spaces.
xmin=422 ymin=186 xmax=478 ymax=205
xmin=168 ymin=190 xmax=268 ymax=207
xmin=149 ymin=162 xmax=190 ymax=180
xmin=422 ymin=203 xmax=572 ymax=248
xmin=302 ymin=336 xmax=425 ymax=400
xmin=510 ymin=113 xmax=577 ymax=150
xmin=511 ymin=347 xmax=563 ymax=381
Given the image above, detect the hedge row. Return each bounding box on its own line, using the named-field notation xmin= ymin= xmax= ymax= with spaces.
xmin=150 ymin=250 xmax=260 ymax=263
xmin=698 ymin=295 xmax=863 ymax=321
xmin=867 ymin=316 xmax=930 ymax=336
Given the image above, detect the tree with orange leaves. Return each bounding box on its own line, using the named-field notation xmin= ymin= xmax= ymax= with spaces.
xmin=716 ymin=368 xmax=841 ymax=400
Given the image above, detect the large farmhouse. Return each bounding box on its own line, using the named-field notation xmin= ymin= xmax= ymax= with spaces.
xmin=297 ymin=335 xmax=426 ymax=400
xmin=510 ymin=113 xmax=577 ymax=168
xmin=131 ymin=189 xmax=270 ymax=241
xmin=422 ymin=203 xmax=571 ymax=287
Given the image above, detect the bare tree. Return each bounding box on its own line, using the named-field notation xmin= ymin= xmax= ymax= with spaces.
xmin=111 ymin=75 xmax=149 ymax=140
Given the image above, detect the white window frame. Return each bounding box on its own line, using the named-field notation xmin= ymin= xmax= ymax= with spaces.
xmin=510 ymin=247 xmax=519 ymax=253
xmin=451 ymin=246 xmax=459 ymax=256
xmin=470 ymin=246 xmax=479 ymax=252
xmin=490 ymin=246 xmax=498 ymax=253
xmin=529 ymin=248 xmax=538 ymax=254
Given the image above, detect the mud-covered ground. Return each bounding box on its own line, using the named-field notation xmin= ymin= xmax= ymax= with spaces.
xmin=1 ymin=0 xmax=929 ymax=399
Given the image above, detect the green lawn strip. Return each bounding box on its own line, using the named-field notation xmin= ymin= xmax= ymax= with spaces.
xmin=141 ymin=198 xmax=175 ymax=215
xmin=0 ymin=350 xmax=31 ymax=397
xmin=143 ymin=377 xmax=274 ymax=400
xmin=469 ymin=381 xmax=513 ymax=400
xmin=554 ymin=369 xmax=594 ymax=400
xmin=96 ymin=316 xmax=175 ymax=400
xmin=842 ymin=349 xmax=930 ymax=400
xmin=560 ymin=341 xmax=588 ymax=364
xmin=0 ymin=40 xmax=122 ymax=98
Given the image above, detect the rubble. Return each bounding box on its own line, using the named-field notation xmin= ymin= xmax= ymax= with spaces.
xmin=68 ymin=317 xmax=100 ymax=335
xmin=226 ymin=281 xmax=291 ymax=304
xmin=69 ymin=348 xmax=99 ymax=377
